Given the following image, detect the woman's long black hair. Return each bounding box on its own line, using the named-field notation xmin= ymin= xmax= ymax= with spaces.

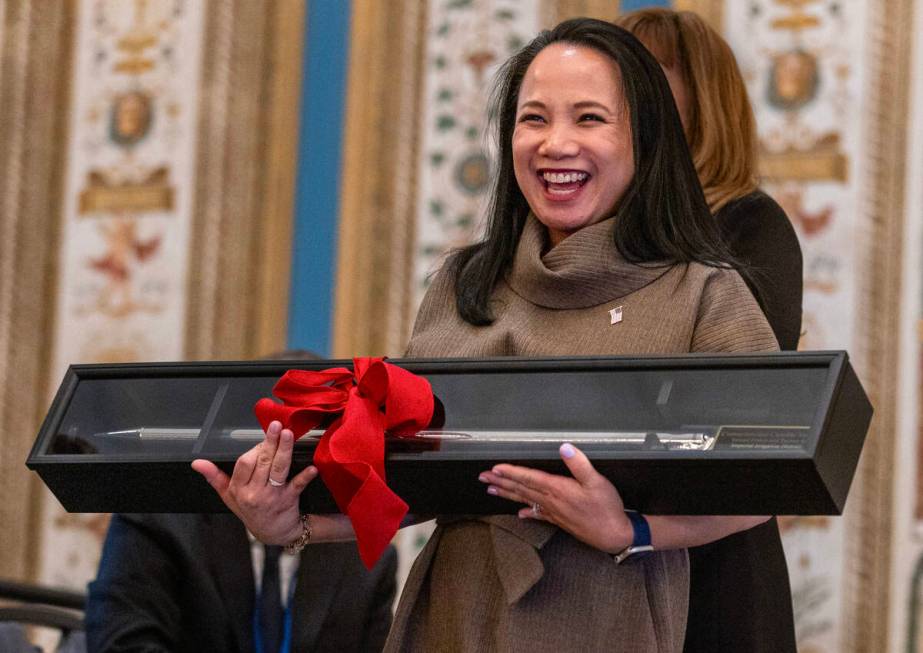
xmin=449 ymin=17 xmax=740 ymax=326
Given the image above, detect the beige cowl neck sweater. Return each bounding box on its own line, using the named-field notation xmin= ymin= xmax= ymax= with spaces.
xmin=386 ymin=214 xmax=778 ymax=653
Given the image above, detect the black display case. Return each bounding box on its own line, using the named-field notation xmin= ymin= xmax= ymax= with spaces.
xmin=26 ymin=352 xmax=872 ymax=515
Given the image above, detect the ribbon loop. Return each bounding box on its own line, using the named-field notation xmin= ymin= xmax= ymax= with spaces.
xmin=354 ymin=358 xmax=389 ymax=405
xmin=254 ymin=358 xmax=434 ymax=568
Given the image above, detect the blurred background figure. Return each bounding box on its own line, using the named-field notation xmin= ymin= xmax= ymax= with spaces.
xmin=85 ymin=513 xmax=397 ymax=652
xmin=85 ymin=350 xmax=399 ymax=652
xmin=617 ymin=8 xmax=802 ymax=653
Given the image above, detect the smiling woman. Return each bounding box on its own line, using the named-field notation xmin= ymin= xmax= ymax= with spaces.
xmin=446 ymin=16 xmax=743 ymax=329
xmin=194 ymin=17 xmax=781 ymax=653
xmin=512 ymin=44 xmax=634 ymax=246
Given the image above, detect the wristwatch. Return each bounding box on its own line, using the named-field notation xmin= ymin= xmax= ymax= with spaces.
xmin=613 ymin=510 xmax=654 ymax=564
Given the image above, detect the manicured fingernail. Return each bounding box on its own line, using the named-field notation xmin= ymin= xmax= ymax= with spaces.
xmin=487 ymin=486 xmax=498 ymax=495
xmin=478 ymin=475 xmax=488 ymax=483
xmin=560 ymin=443 xmax=576 ymax=459
xmin=491 ymin=467 xmax=504 ymax=477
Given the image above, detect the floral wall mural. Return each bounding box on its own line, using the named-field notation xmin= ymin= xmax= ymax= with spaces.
xmin=412 ymin=0 xmax=540 ymax=308
xmin=39 ymin=0 xmax=206 ymax=589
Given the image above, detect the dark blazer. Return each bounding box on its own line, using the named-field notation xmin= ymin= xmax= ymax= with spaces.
xmin=684 ymin=190 xmax=802 ymax=653
xmin=85 ymin=513 xmax=397 ymax=653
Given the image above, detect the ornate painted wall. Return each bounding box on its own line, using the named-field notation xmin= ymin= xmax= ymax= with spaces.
xmin=0 ymin=0 xmax=304 ymax=598
xmin=729 ymin=1 xmax=914 ymax=650
xmin=726 ymin=3 xmax=867 ymax=649
xmin=38 ymin=0 xmax=207 ymax=587
xmin=411 ymin=0 xmax=540 ymax=311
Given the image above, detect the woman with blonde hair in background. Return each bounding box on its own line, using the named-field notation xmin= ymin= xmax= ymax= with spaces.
xmin=617 ymin=8 xmax=802 ymax=653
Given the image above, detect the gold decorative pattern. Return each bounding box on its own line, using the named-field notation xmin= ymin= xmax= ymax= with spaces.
xmin=548 ymin=0 xmax=621 ymax=25
xmin=185 ymin=0 xmax=233 ymax=360
xmin=253 ymin=0 xmax=305 ymax=357
xmin=674 ymin=0 xmax=724 ymax=30
xmin=78 ymin=167 xmax=175 ymax=213
xmin=0 ymin=0 xmax=74 ymax=582
xmin=841 ymin=0 xmax=914 ymax=650
xmin=333 ymin=0 xmax=428 ymax=357
xmin=760 ymin=147 xmax=848 ymax=182
xmin=185 ymin=0 xmax=303 ymax=361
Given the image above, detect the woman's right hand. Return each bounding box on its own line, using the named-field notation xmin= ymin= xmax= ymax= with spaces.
xmin=191 ymin=420 xmax=354 ymax=544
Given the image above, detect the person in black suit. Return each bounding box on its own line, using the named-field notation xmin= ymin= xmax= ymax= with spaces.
xmin=85 ymin=512 xmax=397 ymax=652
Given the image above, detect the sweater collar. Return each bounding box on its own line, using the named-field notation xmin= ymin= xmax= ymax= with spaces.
xmin=506 ymin=213 xmax=672 ymax=309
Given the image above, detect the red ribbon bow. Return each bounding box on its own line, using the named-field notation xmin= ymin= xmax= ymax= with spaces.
xmin=254 ymin=357 xmax=434 ymax=569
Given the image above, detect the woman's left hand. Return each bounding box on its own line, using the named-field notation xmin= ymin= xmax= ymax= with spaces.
xmin=479 ymin=442 xmax=634 ymax=554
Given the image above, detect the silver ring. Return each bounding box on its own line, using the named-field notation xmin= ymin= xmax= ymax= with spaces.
xmin=531 ymin=502 xmax=542 ymax=515
xmin=268 ymin=477 xmax=285 ymax=487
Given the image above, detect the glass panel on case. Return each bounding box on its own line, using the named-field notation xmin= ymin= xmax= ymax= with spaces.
xmin=199 ymin=375 xmax=285 ymax=456
xmin=404 ymin=365 xmax=827 ymax=459
xmin=49 ymin=376 xmax=272 ymax=457
xmin=43 ymin=362 xmax=829 ymax=459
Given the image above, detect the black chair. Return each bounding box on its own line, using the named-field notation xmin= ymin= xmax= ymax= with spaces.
xmin=0 ymin=578 xmax=86 ymax=652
